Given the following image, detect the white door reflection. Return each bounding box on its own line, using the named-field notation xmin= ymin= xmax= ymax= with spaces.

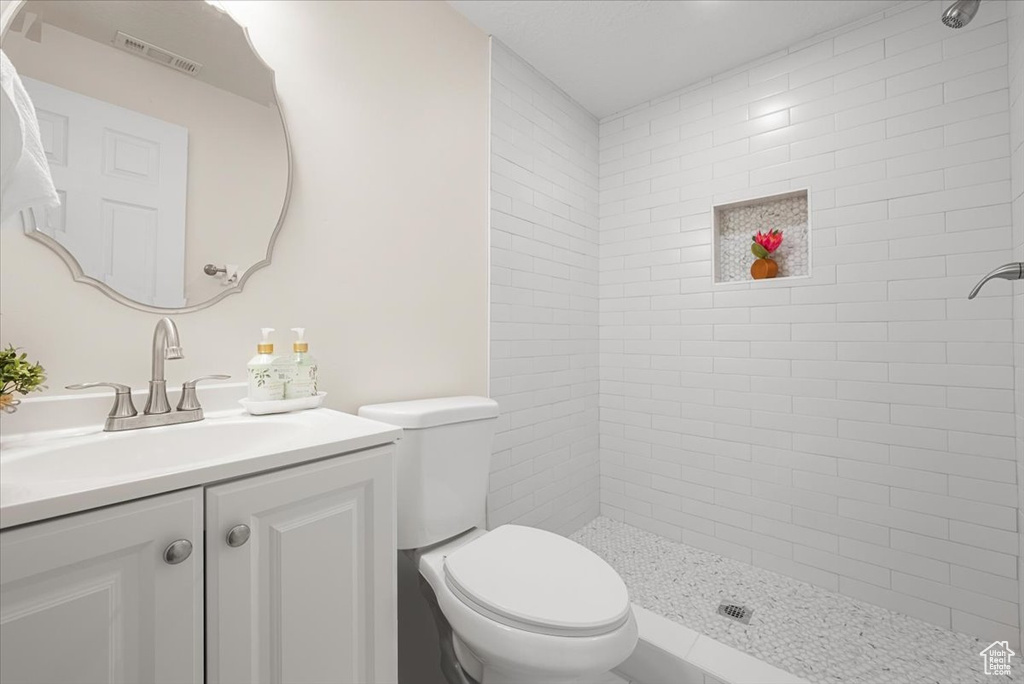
xmin=25 ymin=76 xmax=187 ymax=307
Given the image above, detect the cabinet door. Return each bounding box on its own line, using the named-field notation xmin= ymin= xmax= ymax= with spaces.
xmin=206 ymin=446 xmax=396 ymax=684
xmin=0 ymin=488 xmax=203 ymax=684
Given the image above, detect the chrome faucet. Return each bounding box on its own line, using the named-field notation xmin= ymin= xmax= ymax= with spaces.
xmin=967 ymin=262 xmax=1023 ymax=299
xmin=66 ymin=317 xmax=229 ymax=431
xmin=143 ymin=317 xmax=184 ymax=414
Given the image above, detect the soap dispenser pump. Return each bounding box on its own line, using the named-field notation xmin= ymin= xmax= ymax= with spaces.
xmin=247 ymin=327 xmax=285 ymax=401
xmin=285 ymin=327 xmax=318 ymax=399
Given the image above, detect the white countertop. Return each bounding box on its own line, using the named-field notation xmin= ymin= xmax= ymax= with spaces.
xmin=0 ymin=407 xmax=402 ymax=530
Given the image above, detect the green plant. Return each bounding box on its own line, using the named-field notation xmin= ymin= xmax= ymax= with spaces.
xmin=0 ymin=345 xmax=46 ymax=412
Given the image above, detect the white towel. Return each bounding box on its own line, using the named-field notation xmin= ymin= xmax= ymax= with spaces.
xmin=0 ymin=49 xmax=59 ymax=226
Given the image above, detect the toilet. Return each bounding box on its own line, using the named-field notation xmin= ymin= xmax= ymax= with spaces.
xmin=358 ymin=396 xmax=638 ymax=684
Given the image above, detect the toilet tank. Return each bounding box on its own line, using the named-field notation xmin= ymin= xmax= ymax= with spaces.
xmin=358 ymin=396 xmax=499 ymax=550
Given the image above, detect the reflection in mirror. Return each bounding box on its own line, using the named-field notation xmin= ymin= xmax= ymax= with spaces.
xmin=2 ymin=0 xmax=290 ymax=311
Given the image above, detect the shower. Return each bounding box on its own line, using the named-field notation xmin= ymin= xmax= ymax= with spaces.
xmin=941 ymin=0 xmax=980 ymax=28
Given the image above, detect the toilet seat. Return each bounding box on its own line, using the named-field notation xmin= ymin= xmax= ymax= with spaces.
xmin=443 ymin=525 xmax=631 ymax=637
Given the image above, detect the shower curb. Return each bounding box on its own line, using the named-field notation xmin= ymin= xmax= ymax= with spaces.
xmin=615 ymin=605 xmax=809 ymax=684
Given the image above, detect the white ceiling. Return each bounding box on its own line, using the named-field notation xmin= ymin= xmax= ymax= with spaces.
xmin=449 ymin=0 xmax=903 ymax=118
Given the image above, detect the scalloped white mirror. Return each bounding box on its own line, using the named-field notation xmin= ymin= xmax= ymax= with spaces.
xmin=1 ymin=0 xmax=291 ymax=312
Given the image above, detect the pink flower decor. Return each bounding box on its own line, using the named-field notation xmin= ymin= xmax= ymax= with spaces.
xmin=751 ymin=229 xmax=783 ymax=259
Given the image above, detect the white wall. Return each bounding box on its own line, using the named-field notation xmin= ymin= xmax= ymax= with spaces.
xmin=0 ymin=0 xmax=489 ymax=413
xmin=1009 ymin=0 xmax=1024 ymax=652
xmin=489 ymin=41 xmax=601 ymax=534
xmin=597 ymin=0 xmax=1019 ymax=645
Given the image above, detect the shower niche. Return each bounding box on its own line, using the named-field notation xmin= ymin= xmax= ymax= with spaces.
xmin=712 ymin=189 xmax=810 ymax=284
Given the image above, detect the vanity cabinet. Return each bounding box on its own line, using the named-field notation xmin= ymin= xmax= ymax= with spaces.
xmin=0 ymin=445 xmax=396 ymax=684
xmin=0 ymin=488 xmax=204 ymax=684
xmin=206 ymin=446 xmax=397 ymax=684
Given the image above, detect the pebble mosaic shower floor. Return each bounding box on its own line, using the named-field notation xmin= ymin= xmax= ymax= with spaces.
xmin=571 ymin=517 xmax=1020 ymax=684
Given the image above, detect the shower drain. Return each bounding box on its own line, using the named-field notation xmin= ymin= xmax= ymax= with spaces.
xmin=717 ymin=601 xmax=754 ymax=624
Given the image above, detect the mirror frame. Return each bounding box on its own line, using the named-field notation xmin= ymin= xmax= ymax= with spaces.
xmin=0 ymin=0 xmax=293 ymax=314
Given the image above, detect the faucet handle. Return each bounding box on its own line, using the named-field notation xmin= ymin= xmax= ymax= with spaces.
xmin=65 ymin=382 xmax=138 ymax=419
xmin=181 ymin=374 xmax=231 ymax=390
xmin=177 ymin=375 xmax=231 ymax=411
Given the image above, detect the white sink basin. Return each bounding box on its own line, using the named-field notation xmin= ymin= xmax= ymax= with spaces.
xmin=3 ymin=418 xmax=292 ymax=483
xmin=0 ymin=408 xmax=402 ymax=529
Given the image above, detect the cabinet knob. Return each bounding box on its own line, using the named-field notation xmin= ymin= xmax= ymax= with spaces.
xmin=163 ymin=539 xmax=193 ymax=565
xmin=226 ymin=524 xmax=251 ymax=547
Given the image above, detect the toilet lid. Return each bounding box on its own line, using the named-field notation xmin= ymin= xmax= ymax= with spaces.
xmin=443 ymin=525 xmax=631 ymax=637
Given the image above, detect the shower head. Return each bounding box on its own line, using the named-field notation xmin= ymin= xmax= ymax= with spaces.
xmin=941 ymin=0 xmax=980 ymax=28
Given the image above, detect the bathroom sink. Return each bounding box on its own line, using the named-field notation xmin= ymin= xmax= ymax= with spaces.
xmin=1 ymin=418 xmax=291 ymax=483
xmin=0 ymin=408 xmax=403 ymax=529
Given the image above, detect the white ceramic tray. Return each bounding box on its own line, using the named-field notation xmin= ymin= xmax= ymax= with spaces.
xmin=239 ymin=392 xmax=327 ymax=416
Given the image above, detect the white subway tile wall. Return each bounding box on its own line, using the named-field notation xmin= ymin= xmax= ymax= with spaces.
xmin=489 ymin=41 xmax=602 ymax=534
xmin=596 ymin=0 xmax=1019 ymax=643
xmin=1008 ymin=0 xmax=1024 ymax=652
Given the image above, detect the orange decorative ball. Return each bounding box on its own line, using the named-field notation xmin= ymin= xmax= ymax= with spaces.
xmin=750 ymin=258 xmax=778 ymax=279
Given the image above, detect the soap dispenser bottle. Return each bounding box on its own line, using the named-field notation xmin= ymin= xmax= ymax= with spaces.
xmin=247 ymin=328 xmax=285 ymax=401
xmin=285 ymin=327 xmax=318 ymax=399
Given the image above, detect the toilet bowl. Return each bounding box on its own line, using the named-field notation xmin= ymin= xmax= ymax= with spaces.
xmin=358 ymin=397 xmax=638 ymax=683
xmin=416 ymin=526 xmax=638 ymax=684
